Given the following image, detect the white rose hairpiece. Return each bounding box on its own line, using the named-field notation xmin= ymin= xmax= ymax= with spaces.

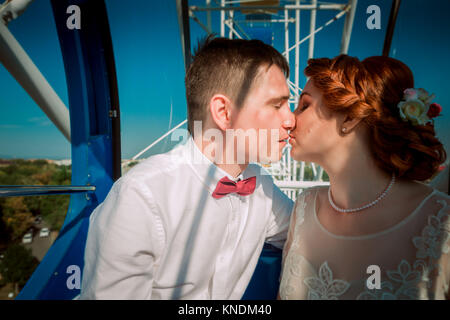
xmin=397 ymin=88 xmax=442 ymax=126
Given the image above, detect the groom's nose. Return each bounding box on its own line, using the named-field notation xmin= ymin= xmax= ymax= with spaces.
xmin=282 ymin=110 xmax=295 ymax=130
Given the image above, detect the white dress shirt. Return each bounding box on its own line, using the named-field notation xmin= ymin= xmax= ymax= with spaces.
xmin=80 ymin=137 xmax=293 ymax=299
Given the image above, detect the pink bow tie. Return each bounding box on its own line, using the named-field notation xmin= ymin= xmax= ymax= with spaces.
xmin=212 ymin=176 xmax=256 ymax=199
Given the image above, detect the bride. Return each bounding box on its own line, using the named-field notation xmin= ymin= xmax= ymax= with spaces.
xmin=279 ymin=54 xmax=449 ymax=300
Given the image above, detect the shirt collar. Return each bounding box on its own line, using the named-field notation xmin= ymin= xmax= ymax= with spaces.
xmin=183 ymin=136 xmax=247 ymax=194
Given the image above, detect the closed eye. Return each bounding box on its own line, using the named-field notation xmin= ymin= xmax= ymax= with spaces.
xmin=299 ymin=104 xmax=309 ymax=112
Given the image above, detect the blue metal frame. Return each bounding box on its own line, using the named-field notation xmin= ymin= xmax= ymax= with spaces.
xmin=16 ymin=0 xmax=283 ymax=300
xmin=16 ymin=0 xmax=120 ymax=299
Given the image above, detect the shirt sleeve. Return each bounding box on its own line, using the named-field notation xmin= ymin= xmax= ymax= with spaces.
xmin=264 ymin=184 xmax=294 ymax=249
xmin=79 ymin=177 xmax=165 ymax=300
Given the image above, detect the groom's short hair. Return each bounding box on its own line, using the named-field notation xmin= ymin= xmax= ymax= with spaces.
xmin=185 ymin=36 xmax=289 ymax=134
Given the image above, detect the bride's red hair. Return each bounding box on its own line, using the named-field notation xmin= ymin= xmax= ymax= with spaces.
xmin=304 ymin=54 xmax=446 ymax=181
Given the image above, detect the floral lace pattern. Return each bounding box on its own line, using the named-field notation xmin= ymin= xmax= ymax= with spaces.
xmin=280 ymin=190 xmax=450 ymax=300
xmin=356 ymin=260 xmax=421 ymax=300
xmin=304 ymin=261 xmax=350 ymax=300
xmin=290 ymin=191 xmax=307 ymax=251
xmin=279 ymin=190 xmax=311 ymax=299
xmin=296 ymin=190 xmax=308 ymax=224
xmin=357 ymin=198 xmax=450 ymax=300
xmin=413 ymin=200 xmax=450 ymax=259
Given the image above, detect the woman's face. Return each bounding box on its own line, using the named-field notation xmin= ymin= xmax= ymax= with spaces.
xmin=289 ymin=80 xmax=345 ymax=163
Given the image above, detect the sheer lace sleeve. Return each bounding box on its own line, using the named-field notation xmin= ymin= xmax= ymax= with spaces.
xmin=281 ymin=190 xmax=308 ymax=269
xmin=278 ymin=189 xmax=312 ymax=299
xmin=413 ymin=192 xmax=450 ymax=299
xmin=281 ymin=202 xmax=297 ymax=270
xmin=435 ymin=194 xmax=450 ymax=299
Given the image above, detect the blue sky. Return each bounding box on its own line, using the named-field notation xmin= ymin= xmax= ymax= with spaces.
xmin=0 ymin=0 xmax=449 ymax=159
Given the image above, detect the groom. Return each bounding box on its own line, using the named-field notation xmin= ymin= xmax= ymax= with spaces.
xmin=80 ymin=36 xmax=295 ymax=299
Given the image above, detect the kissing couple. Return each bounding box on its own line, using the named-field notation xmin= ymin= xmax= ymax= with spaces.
xmin=80 ymin=36 xmax=449 ymax=300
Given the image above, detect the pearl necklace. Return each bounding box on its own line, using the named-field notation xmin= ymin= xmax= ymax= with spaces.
xmin=328 ymin=174 xmax=396 ymax=213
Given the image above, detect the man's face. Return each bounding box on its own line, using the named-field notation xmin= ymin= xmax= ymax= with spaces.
xmin=229 ymin=64 xmax=294 ymax=164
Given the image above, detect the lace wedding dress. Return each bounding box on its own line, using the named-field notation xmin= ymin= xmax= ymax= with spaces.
xmin=279 ymin=187 xmax=450 ymax=300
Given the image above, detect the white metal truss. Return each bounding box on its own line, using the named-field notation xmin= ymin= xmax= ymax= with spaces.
xmin=0 ymin=0 xmax=71 ymax=141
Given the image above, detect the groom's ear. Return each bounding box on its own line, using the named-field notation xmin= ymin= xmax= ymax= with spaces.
xmin=209 ymin=94 xmax=233 ymax=131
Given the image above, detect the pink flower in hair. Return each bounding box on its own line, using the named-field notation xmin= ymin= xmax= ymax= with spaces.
xmin=403 ymin=88 xmax=418 ymax=100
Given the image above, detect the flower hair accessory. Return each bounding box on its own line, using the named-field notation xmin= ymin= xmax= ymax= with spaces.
xmin=397 ymin=88 xmax=442 ymax=125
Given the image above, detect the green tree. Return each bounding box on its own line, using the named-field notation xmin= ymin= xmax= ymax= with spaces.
xmin=0 ymin=161 xmax=72 ymax=237
xmin=39 ymin=195 xmax=70 ymax=230
xmin=0 ymin=203 xmax=11 ymax=252
xmin=2 ymin=197 xmax=33 ymax=241
xmin=0 ymin=244 xmax=39 ymax=295
xmin=52 ymin=165 xmax=71 ymax=184
xmin=295 ymin=164 xmax=316 ymax=180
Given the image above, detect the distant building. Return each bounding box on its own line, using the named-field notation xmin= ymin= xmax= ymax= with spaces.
xmin=52 ymin=159 xmax=72 ymax=166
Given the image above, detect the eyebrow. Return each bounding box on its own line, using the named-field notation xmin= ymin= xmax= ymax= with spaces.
xmin=266 ymin=95 xmax=290 ymax=105
xmin=300 ymin=91 xmax=312 ymax=99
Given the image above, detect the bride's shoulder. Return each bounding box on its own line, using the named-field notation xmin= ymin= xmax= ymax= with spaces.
xmin=423 ymin=186 xmax=450 ymax=230
xmin=401 ymin=179 xmax=449 ymax=204
xmin=296 ymin=185 xmax=326 ymax=201
xmin=431 ymin=186 xmax=450 ymax=201
xmin=431 ymin=188 xmax=450 ymax=213
xmin=399 ymin=181 xmax=450 ymax=221
xmin=293 ymin=186 xmax=327 ymax=213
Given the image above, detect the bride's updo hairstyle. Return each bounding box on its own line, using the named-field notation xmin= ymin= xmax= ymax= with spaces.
xmin=304 ymin=54 xmax=446 ymax=181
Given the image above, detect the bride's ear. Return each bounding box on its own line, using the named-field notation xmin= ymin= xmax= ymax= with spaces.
xmin=340 ymin=115 xmax=363 ymax=135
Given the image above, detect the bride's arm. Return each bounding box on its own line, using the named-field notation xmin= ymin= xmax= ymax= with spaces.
xmin=277 ymin=200 xmax=298 ymax=300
